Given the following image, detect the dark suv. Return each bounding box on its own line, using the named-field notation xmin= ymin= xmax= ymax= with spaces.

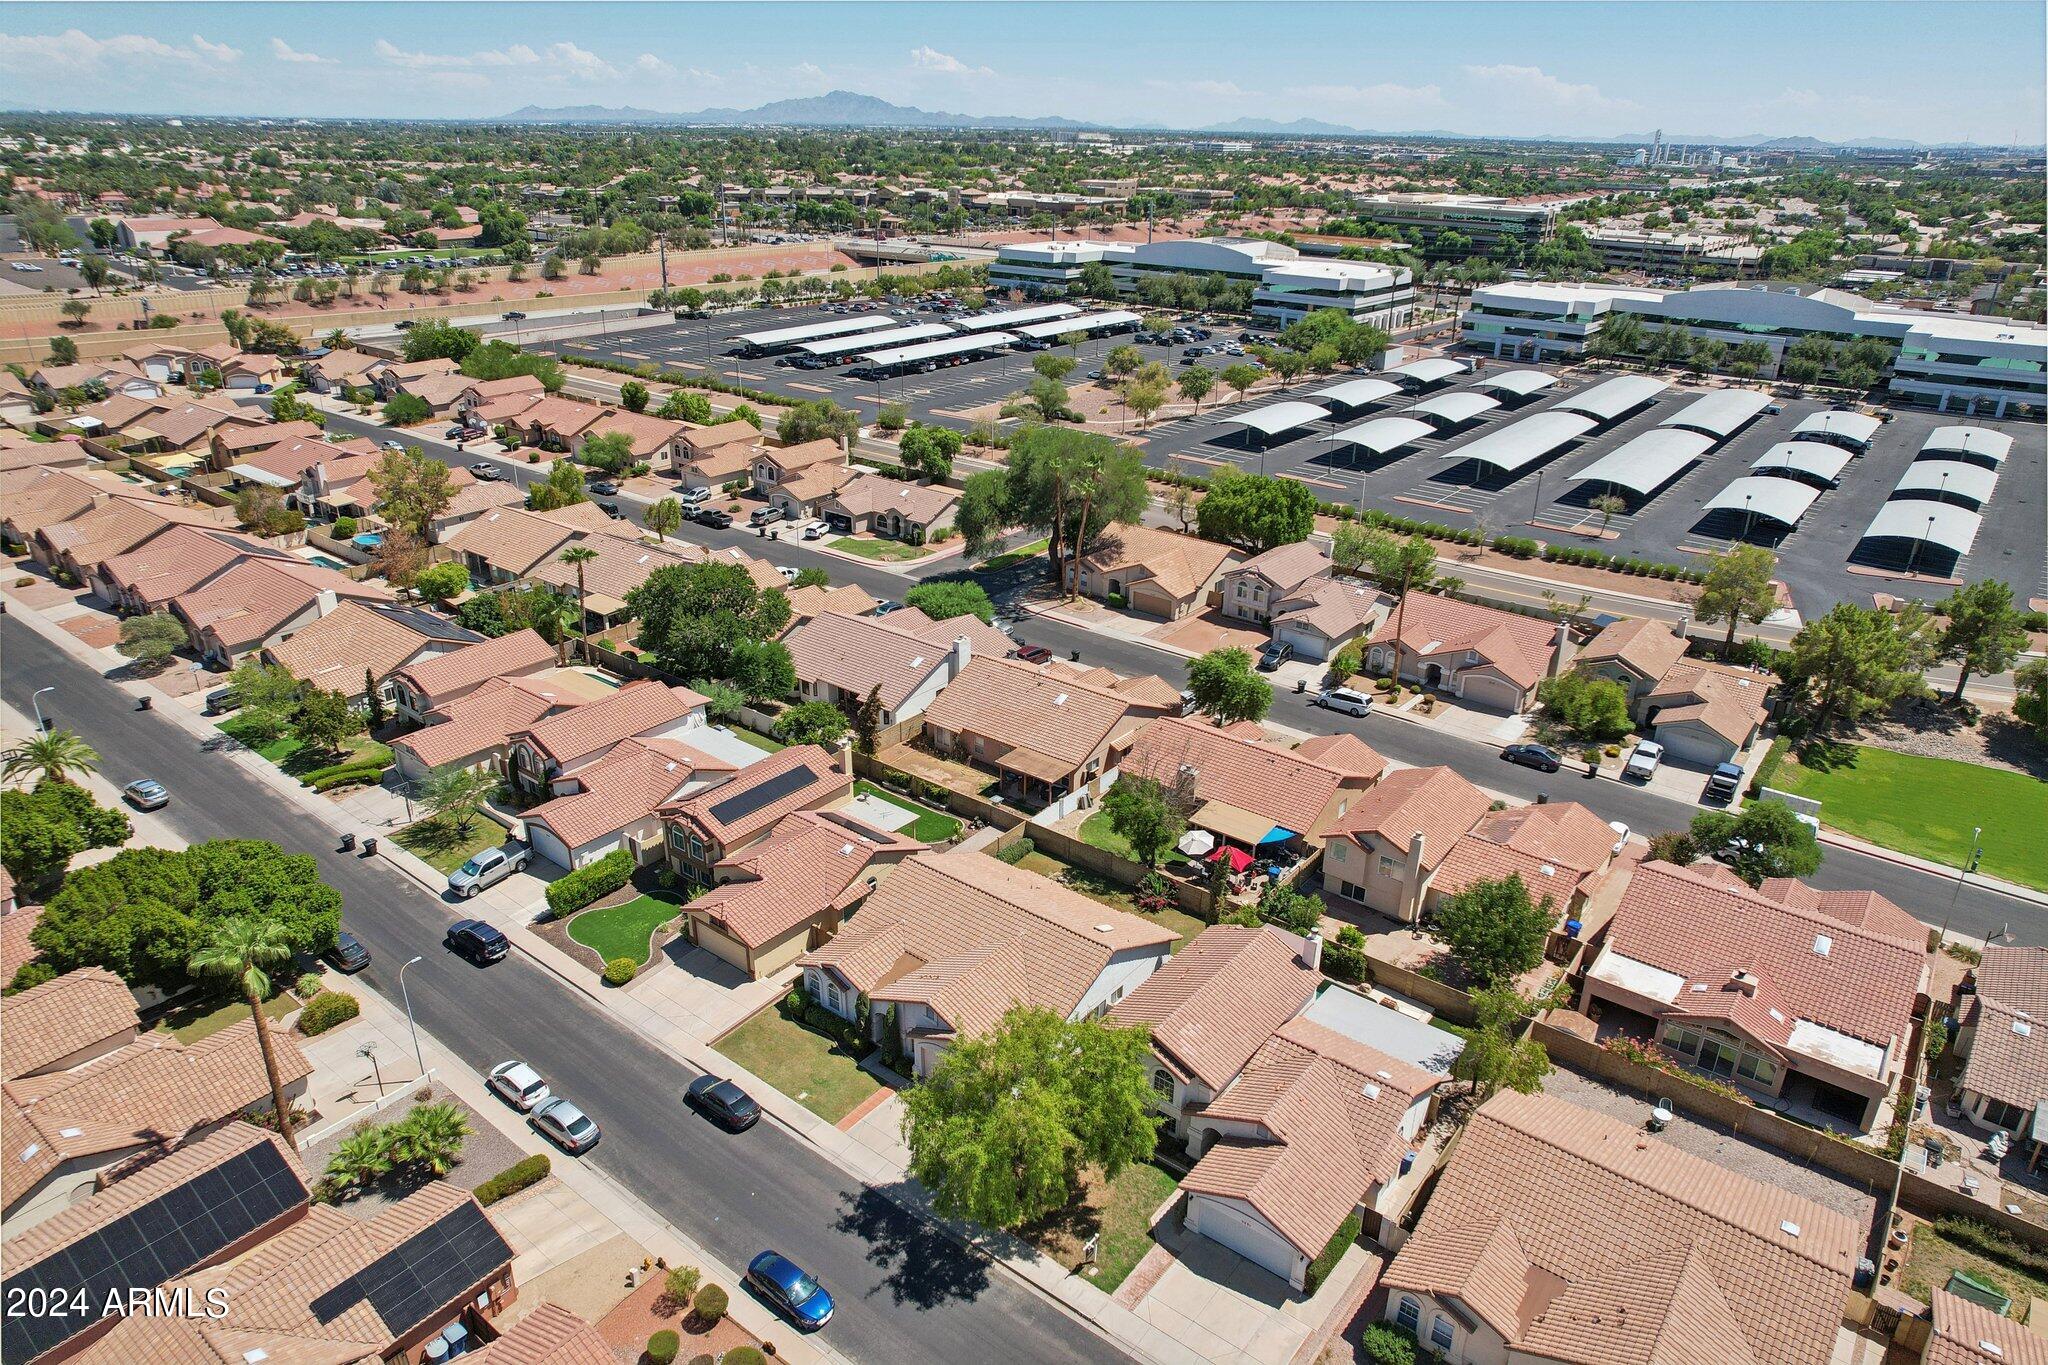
xmin=446 ymin=919 xmax=510 ymax=966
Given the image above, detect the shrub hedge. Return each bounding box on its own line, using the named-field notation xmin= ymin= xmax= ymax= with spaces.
xmin=602 ymin=957 xmax=637 ymax=987
xmin=646 ymin=1330 xmax=680 ymax=1365
xmin=1305 ymin=1211 xmax=1362 ymax=1293
xmin=545 ymin=848 xmax=633 ymax=917
xmin=1358 ymin=1324 xmax=1419 ymax=1365
xmin=474 ymin=1153 xmax=551 ymax=1206
xmin=994 ymin=837 xmax=1035 ymax=865
xmin=721 ymin=1350 xmax=765 ymax=1365
xmin=307 ymin=763 xmax=388 ymax=793
xmin=296 ymin=990 xmax=359 ymax=1035
xmin=692 ymin=1284 xmax=728 ymax=1324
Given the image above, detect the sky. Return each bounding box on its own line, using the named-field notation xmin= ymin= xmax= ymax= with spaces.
xmin=2 ymin=2 xmax=2042 ymax=144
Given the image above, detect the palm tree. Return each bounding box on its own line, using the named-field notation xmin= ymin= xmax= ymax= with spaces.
xmin=559 ymin=545 xmax=598 ymax=659
xmin=390 ymin=1102 xmax=471 ymax=1176
xmin=3 ymin=728 xmax=100 ymax=787
xmin=325 ymin=1126 xmax=393 ymax=1195
xmin=188 ymin=917 xmax=300 ymax=1147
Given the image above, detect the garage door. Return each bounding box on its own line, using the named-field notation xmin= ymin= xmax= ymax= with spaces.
xmin=1273 ymin=624 xmax=1330 ymax=662
xmin=1131 ymin=583 xmax=1180 ymax=619
xmin=1651 ymin=721 xmax=1734 ymax=769
xmin=1189 ymin=1195 xmax=1301 ymax=1286
xmin=1458 ymin=674 xmax=1525 ymax=713
xmin=525 ymin=823 xmax=574 ymax=871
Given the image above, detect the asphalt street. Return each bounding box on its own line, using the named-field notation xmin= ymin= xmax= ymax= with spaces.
xmin=0 ymin=616 xmax=1127 ymax=1365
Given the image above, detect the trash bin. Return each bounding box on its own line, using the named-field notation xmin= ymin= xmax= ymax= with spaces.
xmin=361 ymin=837 xmax=378 ymax=856
xmin=339 ymin=833 xmax=356 ymax=852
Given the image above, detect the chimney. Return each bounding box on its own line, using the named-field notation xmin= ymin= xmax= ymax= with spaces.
xmin=1404 ymin=830 xmax=1428 ymax=921
xmin=950 ymin=633 xmax=971 ymax=675
xmin=1299 ymin=930 xmax=1324 ymax=973
xmin=1731 ymin=969 xmax=1760 ymax=996
xmin=1675 ymin=614 xmax=1690 ymax=643
xmin=1546 ymin=618 xmax=1574 ymax=679
xmin=834 ymin=735 xmax=854 ymax=776
xmin=314 ymin=588 xmax=338 ymax=616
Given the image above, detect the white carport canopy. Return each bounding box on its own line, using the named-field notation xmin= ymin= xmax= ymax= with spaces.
xmin=1861 ymin=500 xmax=1984 ymax=556
xmin=1472 ymin=368 xmax=1559 ymax=398
xmin=1750 ymin=442 xmax=1852 ymax=485
xmin=1406 ymin=391 xmax=1501 ymax=428
xmin=1011 ymin=310 xmax=1142 ymax=340
xmin=227 ymin=463 xmax=298 ymax=488
xmin=1441 ymin=410 xmax=1596 ymax=473
xmin=733 ymin=314 xmax=894 ymax=350
xmin=1387 ymin=357 xmax=1467 ymax=388
xmin=860 ymin=331 xmax=1019 ymax=367
xmin=798 ymin=323 xmax=951 ymax=358
xmin=1920 ymin=426 xmax=2013 ymax=465
xmin=1227 ymin=400 xmax=1331 ymax=440
xmin=1306 ymin=377 xmax=1404 ymax=410
xmin=1554 ymin=375 xmax=1669 ymax=423
xmin=950 ymin=303 xmax=1081 ymax=334
xmin=1703 ymin=476 xmax=1823 ymax=528
xmin=1892 ymin=460 xmax=2000 ymax=509
xmin=1324 ymin=416 xmax=1435 ymax=456
xmin=1792 ymin=411 xmax=1881 ymax=449
xmin=1567 ymin=428 xmax=1715 ymax=495
xmin=1659 ymin=389 xmax=1772 ymax=440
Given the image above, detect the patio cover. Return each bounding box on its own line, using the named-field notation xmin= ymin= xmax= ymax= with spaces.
xmin=1441 ymin=410 xmax=1597 ymax=474
xmin=1658 ymin=389 xmax=1772 ymax=439
xmin=1861 ymin=499 xmax=1985 ymax=556
xmin=1567 ymin=428 xmax=1715 ymax=495
xmin=1406 ymin=391 xmax=1501 ymax=427
xmin=1703 ymin=476 xmax=1823 ymax=528
xmin=1192 ymin=799 xmax=1283 ymax=847
xmin=227 ymin=463 xmax=299 ymax=488
xmin=1324 ymin=416 xmax=1434 ymax=455
xmin=1892 ymin=460 xmax=1999 ymax=509
xmin=1750 ymin=441 xmax=1852 ymax=485
xmin=996 ymin=744 xmax=1075 ymax=783
xmin=1227 ymin=401 xmax=1330 ymax=440
xmin=1387 ymin=357 xmax=1466 ymax=387
xmin=1306 ymin=376 xmax=1403 ymax=410
xmin=1920 ymin=426 xmax=2012 ymax=465
xmin=1792 ymin=410 xmax=1881 ymax=449
xmin=1472 ymin=368 xmax=1558 ymax=398
xmin=1553 ymin=375 xmax=1668 ymax=422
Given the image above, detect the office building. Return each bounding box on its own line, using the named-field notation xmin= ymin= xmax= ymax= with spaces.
xmin=1350 ymin=192 xmax=1592 ymax=250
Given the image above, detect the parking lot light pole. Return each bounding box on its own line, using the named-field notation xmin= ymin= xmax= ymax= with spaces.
xmin=31 ymin=686 xmax=54 ymax=730
xmin=398 ymin=955 xmax=425 ymax=1076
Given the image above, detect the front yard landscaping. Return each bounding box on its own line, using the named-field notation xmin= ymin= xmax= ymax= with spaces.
xmin=393 ymin=815 xmax=508 ymax=875
xmin=566 ymin=892 xmax=683 ymax=967
xmin=1024 ymin=1161 xmax=1179 ymax=1292
xmin=975 ymin=537 xmax=1050 ymax=573
xmin=153 ymin=990 xmax=298 ymax=1044
xmin=829 ymin=536 xmax=930 ymax=562
xmin=852 ymin=780 xmax=961 ymax=843
xmin=1770 ymin=742 xmax=2048 ymax=891
xmin=216 ymin=717 xmax=392 ymax=782
xmin=713 ymin=1005 xmax=881 ymax=1125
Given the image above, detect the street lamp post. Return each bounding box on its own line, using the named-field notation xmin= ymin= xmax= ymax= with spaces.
xmin=1936 ymin=827 xmax=1983 ymax=951
xmin=31 ymin=686 xmax=54 ymax=731
xmin=1740 ymin=493 xmax=1755 ymax=543
xmin=1531 ymin=467 xmax=1545 ymax=521
xmin=397 ymin=955 xmax=425 ymax=1077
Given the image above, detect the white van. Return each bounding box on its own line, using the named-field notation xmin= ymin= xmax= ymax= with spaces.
xmin=1316 ymin=687 xmax=1374 ymax=717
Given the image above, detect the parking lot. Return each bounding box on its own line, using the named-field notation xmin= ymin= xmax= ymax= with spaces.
xmin=1137 ymin=358 xmax=2046 ymax=613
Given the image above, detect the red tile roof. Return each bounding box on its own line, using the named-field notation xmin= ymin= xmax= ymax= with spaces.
xmin=1108 ymin=925 xmax=1318 ymax=1088
xmin=1122 ymin=716 xmax=1385 ymax=844
xmin=1 ymin=967 xmax=137 ymax=1080
xmin=392 ymin=628 xmax=555 ymax=705
xmin=1430 ymin=800 xmax=1619 ymax=904
xmin=394 ymin=674 xmax=580 ymax=769
xmin=515 ymin=679 xmax=705 ymax=769
xmin=690 ymin=810 xmax=924 ymax=948
xmin=1927 ymin=1288 xmax=2048 ymax=1365
xmin=523 ymin=736 xmax=732 ymax=852
xmin=1369 ymin=593 xmax=1560 ymax=691
xmin=663 ymin=744 xmax=848 ymax=851
xmin=1958 ymin=945 xmax=2048 ymax=1114
xmin=1330 ymin=765 xmax=1491 ymax=870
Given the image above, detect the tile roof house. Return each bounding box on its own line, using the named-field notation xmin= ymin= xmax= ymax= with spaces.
xmin=1582 ymin=860 xmax=1930 ymax=1132
xmin=662 ymin=744 xmax=853 ymax=879
xmin=799 ymin=850 xmax=1176 ymax=1078
xmin=1325 ymin=765 xmax=1495 ymax=923
xmin=1381 ymin=1090 xmax=1859 ymax=1365
xmin=1 ymin=467 xmax=121 ymax=546
xmin=1220 ymin=541 xmax=1333 ymax=626
xmin=750 ymin=437 xmax=847 ymax=499
xmin=262 ymin=601 xmax=482 ymax=705
xmin=1 ymin=1014 xmax=312 ymax=1235
xmin=429 ymin=474 xmax=529 ymax=541
xmin=1952 ymin=944 xmax=2047 ymax=1138
xmin=1 ymin=968 xmax=141 ymax=1083
xmin=1576 ymin=615 xmax=1691 ymax=707
xmin=575 ymin=408 xmax=688 ymax=465
xmin=508 ymin=678 xmax=710 ymax=798
xmin=168 ymin=557 xmax=395 ymax=667
xmin=920 ymin=655 xmax=1154 ymax=807
xmin=468 ymin=1302 xmax=615 ymax=1365
xmin=1073 ymin=522 xmax=1239 ymax=621
xmin=458 ymin=374 xmax=548 ymax=420
xmin=673 ymin=421 xmax=764 ymax=488
xmin=90 ymin=525 xmax=288 ymax=613
xmin=73 ymin=1181 xmax=515 ymax=1365
xmin=301 ymin=349 xmax=385 ymax=394
xmin=785 ymin=580 xmax=881 ymax=625
xmin=370 ymin=355 xmax=461 ymax=401
xmin=32 ymin=499 xmax=180 ymax=580
xmin=391 ymin=672 xmax=600 ymax=784
xmin=1365 ymin=593 xmax=1571 ymax=712
xmin=1923 ymin=1288 xmax=2048 ymax=1365
xmin=527 ymin=531 xmax=695 ymax=624
xmin=522 ymin=734 xmax=737 ymax=870
xmin=784 ymin=609 xmax=992 ymax=725
xmin=1270 ymin=578 xmax=1393 ymax=663
xmin=444 ymin=507 xmax=580 ymax=584
xmin=683 ymin=809 xmax=926 ymax=979
xmin=1120 ymin=715 xmax=1386 ymax=855
xmin=208 ymin=418 xmax=329 ymax=470
xmin=1422 ymin=798 xmax=1625 ymax=922
xmin=389 ymin=628 xmax=559 ymax=723
xmin=821 ymin=472 xmax=961 ymax=544
xmin=1641 ymin=663 xmax=1773 ymax=767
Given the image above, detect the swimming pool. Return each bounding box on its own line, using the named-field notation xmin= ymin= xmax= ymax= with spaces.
xmin=351 ymin=532 xmax=384 ymax=549
xmin=306 ymin=554 xmax=350 ymax=570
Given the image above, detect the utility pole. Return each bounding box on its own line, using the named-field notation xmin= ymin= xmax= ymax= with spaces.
xmin=658 ymin=231 xmax=669 ymax=291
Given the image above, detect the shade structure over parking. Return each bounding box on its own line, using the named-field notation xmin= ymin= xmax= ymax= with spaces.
xmin=1892 ymin=460 xmax=2000 ymax=510
xmin=1792 ymin=410 xmax=1882 ymax=450
xmin=1011 ymin=310 xmax=1142 ymax=340
xmin=1658 ymin=389 xmax=1773 ymax=439
xmin=1306 ymin=376 xmax=1405 ymax=411
xmin=1324 ymin=416 xmax=1435 ymax=456
xmin=1566 ymin=428 xmax=1716 ymax=495
xmin=1405 ymin=391 xmax=1502 ymax=428
xmin=1472 ymin=368 xmax=1559 ymax=399
xmin=1553 ymin=375 xmax=1669 ymax=423
xmin=950 ymin=303 xmax=1082 ymax=334
xmin=1750 ymin=441 xmax=1852 ymax=486
xmin=732 ymin=314 xmax=895 ymax=353
xmin=1387 ymin=357 xmax=1467 ymax=389
xmin=796 ymin=323 xmax=951 ymax=358
xmin=1226 ymin=400 xmax=1331 ymax=442
xmin=1920 ymin=426 xmax=2013 ymax=466
xmin=1440 ymin=410 xmax=1597 ymax=474
xmin=859 ymin=331 xmax=1020 ymax=368
xmin=1703 ymin=476 xmax=1824 ymax=528
xmin=1861 ymin=499 xmax=1985 ymax=558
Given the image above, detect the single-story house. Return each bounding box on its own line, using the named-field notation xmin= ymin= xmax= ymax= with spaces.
xmin=920 ymin=655 xmax=1152 ymax=808
xmin=1418 ymin=797 xmax=1626 ymax=925
xmin=784 ymin=608 xmax=1009 ymax=725
xmin=1950 ymin=944 xmax=2046 ymax=1140
xmin=1364 ymin=593 xmax=1571 ymax=713
xmin=1072 ymin=523 xmax=1238 ymax=620
xmin=388 ymin=627 xmax=558 ymax=724
xmin=371 ymin=356 xmax=461 ymax=402
xmin=526 ymin=531 xmax=696 ymax=629
xmin=168 ymin=557 xmax=395 ymax=667
xmin=428 ymin=476 xmax=528 ymax=542
xmin=1269 ymin=577 xmax=1392 ymax=663
xmin=820 ymin=472 xmax=960 ymax=544
xmin=444 ymin=507 xmax=580 ymax=585
xmin=766 ymin=461 xmax=856 ymax=522
xmin=1119 ymin=715 xmax=1386 ymax=856
xmin=262 ymin=600 xmax=482 ymax=707
xmin=785 ymin=580 xmax=881 ymax=625
xmin=1574 ymin=615 xmax=1692 ymax=713
xmin=91 ymin=525 xmax=288 ymax=613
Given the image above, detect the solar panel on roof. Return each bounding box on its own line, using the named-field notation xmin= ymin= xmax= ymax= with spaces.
xmin=1 ymin=1141 xmax=307 ymax=1365
xmin=309 ymin=1199 xmax=510 ymax=1333
xmin=707 ymin=761 xmax=817 ymax=826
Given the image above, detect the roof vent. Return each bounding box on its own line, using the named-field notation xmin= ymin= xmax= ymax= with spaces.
xmin=841 ymin=843 xmax=855 ymax=855
xmin=19 ymin=1143 xmax=38 ymax=1161
xmin=244 ymin=1352 xmax=270 ymax=1364
xmin=1780 ymin=1220 xmax=1802 ymax=1238
xmin=57 ymin=1127 xmax=83 ymax=1138
xmin=1979 ymin=1343 xmax=2005 ymax=1359
xmin=1812 ymin=934 xmax=1832 ymax=957
xmin=1539 ymin=864 xmax=1556 ymax=878
xmin=1094 ymin=923 xmax=1114 ymax=933
xmin=1689 ymin=981 xmax=1708 ymax=992
xmin=1053 ymin=692 xmax=1068 ymax=705
xmin=2015 ymin=1019 xmax=2033 ymax=1037
xmin=910 ymin=656 xmax=925 ymax=670
xmin=1768 ymin=1007 xmax=1785 ymax=1023
xmin=1362 ymin=1082 xmax=1381 ymax=1099
xmin=1731 ymin=970 xmax=1760 ymax=996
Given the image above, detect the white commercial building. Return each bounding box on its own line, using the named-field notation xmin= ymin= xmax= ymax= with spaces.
xmin=1351 ymin=192 xmax=1588 ymax=250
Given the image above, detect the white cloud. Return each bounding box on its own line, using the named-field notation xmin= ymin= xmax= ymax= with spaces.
xmin=631 ymin=53 xmax=676 ymax=77
xmin=909 ymin=45 xmax=993 ymax=78
xmin=190 ymin=34 xmax=242 ymax=63
xmin=1460 ymin=64 xmax=1639 ymax=117
xmin=374 ymin=39 xmax=540 ymax=71
xmin=0 ymin=29 xmax=242 ymax=73
xmin=269 ymin=38 xmax=333 ymax=65
xmin=373 ymin=38 xmax=650 ymax=82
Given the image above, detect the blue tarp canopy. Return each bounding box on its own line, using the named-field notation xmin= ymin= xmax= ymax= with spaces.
xmin=1257 ymin=826 xmax=1297 ymax=845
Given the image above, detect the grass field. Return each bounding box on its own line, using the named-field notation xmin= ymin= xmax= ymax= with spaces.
xmin=1901 ymin=1221 xmax=2048 ymax=1312
xmin=715 ymin=1007 xmax=880 ymax=1125
xmin=217 ymin=717 xmax=391 ymax=780
xmin=393 ymin=816 xmax=507 ymax=875
xmin=830 ymin=537 xmax=929 ymax=562
xmin=727 ymin=726 xmax=785 ymax=753
xmin=1077 ymin=810 xmax=1136 ymax=860
xmin=1012 ymin=850 xmax=1206 ymax=948
xmin=153 ymin=991 xmax=297 ymax=1044
xmin=1025 ymin=1162 xmax=1178 ymax=1292
xmin=975 ymin=537 xmax=1050 ymax=573
xmin=1771 ymin=743 xmax=2047 ymax=891
xmin=852 ymin=780 xmax=961 ymax=843
xmin=567 ymin=893 xmax=682 ymax=966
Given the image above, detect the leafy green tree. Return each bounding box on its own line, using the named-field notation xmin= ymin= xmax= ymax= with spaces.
xmin=1195 ymin=470 xmax=1317 ymax=553
xmin=1 ymin=728 xmax=100 ymax=786
xmin=224 ymin=661 xmax=305 ymax=744
xmin=46 ymin=334 xmax=78 ymax=366
xmin=116 ymin=613 xmax=188 ymax=669
xmin=1452 ymin=986 xmax=1551 ymax=1099
xmin=266 ymin=389 xmax=326 ymax=429
xmin=729 ymin=638 xmax=798 ymax=704
xmin=853 ymin=684 xmax=885 ymax=756
xmin=386 ymin=1102 xmax=471 ymax=1175
xmin=526 ymin=460 xmax=589 ymax=512
xmin=1936 ymin=580 xmax=2030 ymax=704
xmin=657 ymin=390 xmax=713 ymax=423
xmin=458 ymin=339 xmax=564 ymax=393
xmin=2013 ymin=658 xmax=2048 ymax=741
xmin=953 ymin=470 xmax=1014 ymax=559
xmin=1431 ymin=875 xmax=1554 ymax=988
xmin=577 ymin=430 xmax=636 ymax=475
xmin=1176 ymin=366 xmax=1214 ymax=413
xmin=777 ymin=398 xmax=859 ymax=448
xmin=618 ymin=380 xmax=650 ymax=413
xmin=1002 ymin=426 xmax=1148 ymax=595
xmin=898 ymin=424 xmax=963 ymax=480
xmin=1257 ymin=883 xmax=1326 ymax=934
xmin=420 ymin=764 xmax=497 ymax=838
xmin=1101 ymin=776 xmax=1185 ymax=867
xmin=558 ymin=543 xmax=599 ymax=654
xmin=291 ymin=688 xmax=363 ymax=758
xmin=1006 ymin=373 xmax=1071 ymax=425
xmin=411 ymin=560 xmax=469 ymax=604
xmin=381 ymin=392 xmax=431 ymax=426
xmin=399 ymin=320 xmax=481 ymax=364
xmin=774 ymin=700 xmax=849 ymax=747
xmin=628 ymin=562 xmax=793 ymax=683
xmin=1123 ymin=377 xmax=1168 ymax=428
xmin=0 ymin=781 xmax=131 ymax=889
xmin=1692 ymin=544 xmax=1779 ymax=657
xmin=1781 ymin=602 xmax=1934 ymax=732
xmin=645 ymin=496 xmax=683 ymax=544
xmin=1689 ymin=801 xmax=1822 ymax=887
xmin=1102 ymin=345 xmax=1141 ymax=378
xmin=1186 ymin=647 xmax=1272 ymax=725
xmin=1535 ymin=671 xmax=1633 ymax=744
xmin=189 ymin=915 xmax=302 ymax=1145
xmin=235 ymin=486 xmax=304 ymax=537
xmin=904 ymin=579 xmax=994 ymax=625
xmin=791 ymin=566 xmax=831 ymax=589
xmin=1031 ymin=352 xmax=1077 ymax=384
xmin=901 ymin=1006 xmax=1157 ymax=1230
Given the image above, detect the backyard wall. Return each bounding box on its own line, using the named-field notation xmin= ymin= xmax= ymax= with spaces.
xmin=1364 ymin=951 xmax=1480 ymax=1027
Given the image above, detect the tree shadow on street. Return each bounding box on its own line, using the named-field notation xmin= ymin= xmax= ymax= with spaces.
xmin=832 ymin=1184 xmax=991 ymax=1310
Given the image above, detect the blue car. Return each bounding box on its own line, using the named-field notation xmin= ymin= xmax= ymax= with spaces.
xmin=747 ymin=1251 xmax=833 ymax=1330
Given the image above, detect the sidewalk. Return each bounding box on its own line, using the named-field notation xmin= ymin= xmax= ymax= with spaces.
xmin=1815 ymin=826 xmax=2047 ymax=909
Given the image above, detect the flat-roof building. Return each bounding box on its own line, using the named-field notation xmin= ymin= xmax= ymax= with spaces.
xmin=1352 ymin=192 xmax=1591 ymax=250
xmin=1584 ymin=225 xmax=1764 ymax=277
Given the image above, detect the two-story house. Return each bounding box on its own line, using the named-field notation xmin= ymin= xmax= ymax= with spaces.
xmin=661 ymin=744 xmax=852 ymax=881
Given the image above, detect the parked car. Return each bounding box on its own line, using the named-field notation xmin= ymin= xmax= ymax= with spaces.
xmin=777 ymin=565 xmax=800 ymax=582
xmin=381 ymin=440 xmax=406 ymax=452
xmin=871 ymin=600 xmax=902 ymax=616
xmin=1316 ymin=687 xmax=1373 ymax=717
xmin=799 ymin=519 xmax=830 ymax=540
xmin=1704 ymin=762 xmax=1744 ymax=802
xmin=679 ymin=486 xmax=713 ymax=508
xmin=501 ymin=310 xmax=527 ymax=321
xmin=1178 ymin=689 xmax=1199 ymax=716
xmin=203 ymin=686 xmax=239 ymax=716
xmin=447 ymin=844 xmax=529 ymax=898
xmin=1762 ymin=403 xmax=1783 ymax=416
xmin=326 ymin=930 xmax=371 ymax=973
xmin=1623 ymin=741 xmax=1664 ymax=782
xmin=1500 ymin=742 xmax=1562 ymax=773
xmin=530 ymin=1096 xmax=600 ymax=1153
xmin=393 ymin=319 xmax=415 ymax=330
xmin=593 ymin=500 xmax=620 ymax=517
xmin=467 ymin=462 xmax=501 ymax=481
xmin=488 ymin=1060 xmax=551 ymax=1112
xmin=445 ymin=918 xmax=510 ymax=965
xmin=122 ymin=778 xmax=169 ymax=811
xmin=1257 ymin=640 xmax=1294 ymax=671
xmin=585 ymin=479 xmax=619 ymax=496
xmin=686 ymin=1075 xmax=761 ymax=1131
xmin=1013 ymin=642 xmax=1053 ymax=664
xmin=746 ymin=1251 xmax=834 ymax=1330
xmin=444 ymin=425 xmax=486 ymax=442
xmin=749 ymin=507 xmax=785 ymax=527
xmin=696 ymin=508 xmax=733 ymax=529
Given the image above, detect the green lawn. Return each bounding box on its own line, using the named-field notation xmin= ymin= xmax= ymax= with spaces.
xmin=216 ymin=717 xmax=390 ymax=780
xmin=153 ymin=991 xmax=297 ymax=1044
xmin=1771 ymin=743 xmax=2048 ymax=891
xmin=567 ymin=893 xmax=683 ymax=966
xmin=714 ymin=1006 xmax=881 ymax=1125
xmin=975 ymin=537 xmax=1050 ymax=573
xmin=830 ymin=537 xmax=929 ymax=562
xmin=1024 ymin=1161 xmax=1179 ymax=1292
xmin=393 ymin=816 xmax=507 ymax=875
xmin=727 ymin=726 xmax=786 ymax=753
xmin=852 ymin=781 xmax=961 ymax=843
xmin=1077 ymin=810 xmax=1136 ymax=860
xmin=1901 ymin=1221 xmax=2048 ymax=1311
xmin=1013 ymin=850 xmax=1207 ymax=949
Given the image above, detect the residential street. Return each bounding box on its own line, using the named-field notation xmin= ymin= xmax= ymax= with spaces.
xmin=0 ymin=616 xmax=1129 ymax=1365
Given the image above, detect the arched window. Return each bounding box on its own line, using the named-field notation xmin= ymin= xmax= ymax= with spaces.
xmin=1151 ymin=1069 xmax=1174 ymax=1099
